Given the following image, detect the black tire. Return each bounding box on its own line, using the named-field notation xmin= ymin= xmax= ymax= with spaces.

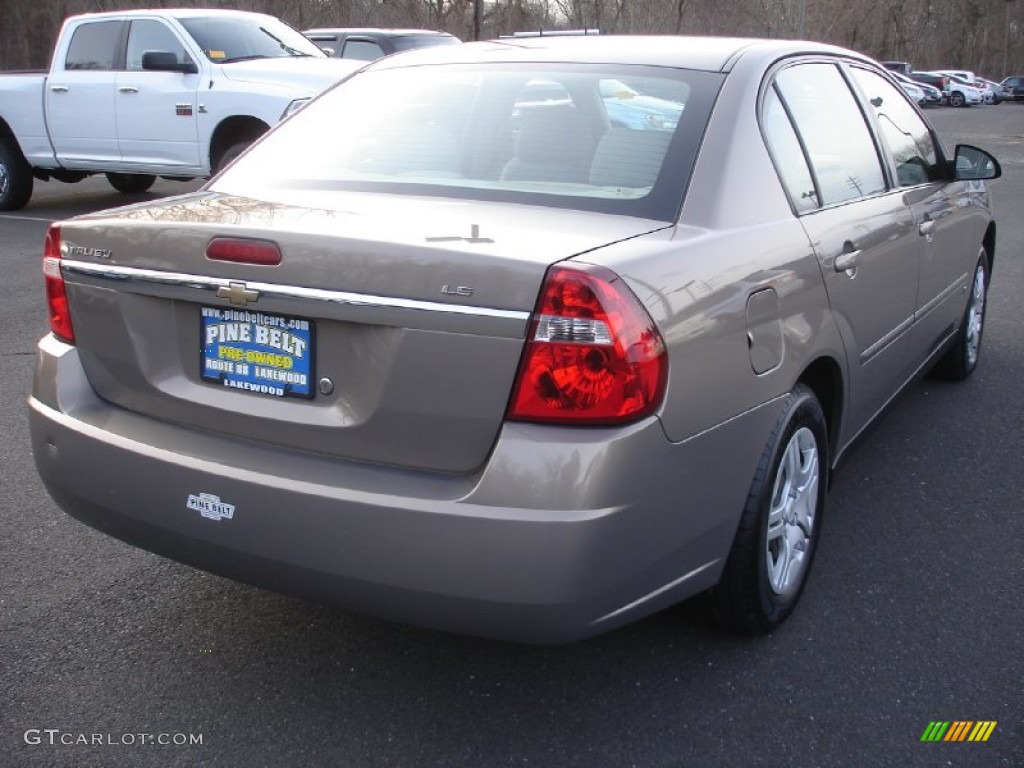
xmin=214 ymin=141 xmax=252 ymax=175
xmin=105 ymin=173 xmax=157 ymax=194
xmin=0 ymin=138 xmax=34 ymax=211
xmin=949 ymin=91 xmax=966 ymax=108
xmin=711 ymin=384 xmax=828 ymax=634
xmin=931 ymin=251 xmax=989 ymax=381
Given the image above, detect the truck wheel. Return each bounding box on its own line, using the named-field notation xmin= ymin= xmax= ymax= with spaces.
xmin=0 ymin=139 xmax=34 ymax=211
xmin=106 ymin=173 xmax=157 ymax=194
xmin=214 ymin=141 xmax=252 ymax=175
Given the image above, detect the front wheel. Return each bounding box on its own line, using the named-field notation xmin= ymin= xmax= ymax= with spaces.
xmin=214 ymin=141 xmax=252 ymax=175
xmin=106 ymin=173 xmax=156 ymax=194
xmin=711 ymin=384 xmax=828 ymax=633
xmin=0 ymin=139 xmax=34 ymax=211
xmin=949 ymin=91 xmax=966 ymax=107
xmin=931 ymin=252 xmax=988 ymax=380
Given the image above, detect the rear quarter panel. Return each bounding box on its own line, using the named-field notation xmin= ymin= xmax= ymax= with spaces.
xmin=584 ymin=51 xmax=844 ymax=447
xmin=0 ymin=72 xmax=55 ymax=166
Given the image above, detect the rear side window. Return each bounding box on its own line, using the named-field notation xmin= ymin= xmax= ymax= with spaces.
xmin=307 ymin=35 xmax=339 ymax=52
xmin=762 ymin=87 xmax=818 ymax=213
xmin=773 ymin=62 xmax=887 ymax=206
xmin=341 ymin=40 xmax=385 ymax=60
xmin=849 ymin=67 xmax=941 ymax=187
xmin=65 ymin=21 xmax=124 ymax=71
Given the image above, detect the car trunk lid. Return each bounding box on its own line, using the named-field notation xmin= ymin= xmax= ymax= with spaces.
xmin=57 ymin=191 xmax=668 ymax=472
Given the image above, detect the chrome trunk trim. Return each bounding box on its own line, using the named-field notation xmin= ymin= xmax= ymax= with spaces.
xmin=61 ymin=260 xmax=531 ymax=324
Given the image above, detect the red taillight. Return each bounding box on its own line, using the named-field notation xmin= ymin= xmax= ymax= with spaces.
xmin=206 ymin=237 xmax=282 ymax=266
xmin=507 ymin=264 xmax=667 ymax=425
xmin=43 ymin=224 xmax=75 ymax=343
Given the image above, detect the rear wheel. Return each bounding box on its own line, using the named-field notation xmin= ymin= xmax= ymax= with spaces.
xmin=932 ymin=251 xmax=988 ymax=380
xmin=712 ymin=384 xmax=828 ymax=633
xmin=105 ymin=173 xmax=156 ymax=194
xmin=949 ymin=91 xmax=966 ymax=107
xmin=0 ymin=139 xmax=34 ymax=211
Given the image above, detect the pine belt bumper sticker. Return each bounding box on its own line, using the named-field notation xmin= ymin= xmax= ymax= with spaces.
xmin=200 ymin=307 xmax=315 ymax=399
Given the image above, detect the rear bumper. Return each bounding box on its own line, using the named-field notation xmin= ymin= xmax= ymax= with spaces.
xmin=29 ymin=336 xmax=777 ymax=643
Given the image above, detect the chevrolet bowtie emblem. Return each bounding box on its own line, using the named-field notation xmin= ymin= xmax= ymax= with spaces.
xmin=216 ymin=282 xmax=259 ymax=306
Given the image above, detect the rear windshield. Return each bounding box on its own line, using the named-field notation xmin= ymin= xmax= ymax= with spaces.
xmin=213 ymin=63 xmax=723 ymax=221
xmin=390 ymin=35 xmax=460 ymax=51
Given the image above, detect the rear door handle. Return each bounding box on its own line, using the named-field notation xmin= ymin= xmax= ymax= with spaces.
xmin=118 ymin=86 xmax=139 ymax=94
xmin=50 ymin=85 xmax=69 ymax=93
xmin=834 ymin=249 xmax=861 ymax=273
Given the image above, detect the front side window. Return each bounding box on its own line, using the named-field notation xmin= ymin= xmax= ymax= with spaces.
xmin=213 ymin=63 xmax=720 ymax=221
xmin=773 ymin=63 xmax=887 ymax=206
xmin=126 ymin=20 xmax=192 ymax=71
xmin=64 ymin=21 xmax=124 ymax=71
xmin=849 ymin=67 xmax=941 ymax=187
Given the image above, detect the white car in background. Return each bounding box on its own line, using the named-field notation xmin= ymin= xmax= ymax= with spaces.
xmin=899 ymin=79 xmax=926 ymax=104
xmin=891 ymin=72 xmax=942 ymax=105
xmin=936 ymin=70 xmax=992 ymax=104
xmin=970 ymin=80 xmax=995 ymax=104
xmin=939 ymin=69 xmax=976 ymax=83
xmin=927 ymin=71 xmax=984 ymax=107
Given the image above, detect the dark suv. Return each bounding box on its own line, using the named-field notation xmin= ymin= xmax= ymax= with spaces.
xmin=1002 ymin=76 xmax=1024 ymax=102
xmin=303 ymin=28 xmax=460 ymax=60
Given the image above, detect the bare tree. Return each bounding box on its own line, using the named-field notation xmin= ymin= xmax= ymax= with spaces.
xmin=2 ymin=0 xmax=1022 ymax=75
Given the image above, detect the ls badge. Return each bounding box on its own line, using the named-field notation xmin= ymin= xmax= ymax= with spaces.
xmin=187 ymin=492 xmax=236 ymax=521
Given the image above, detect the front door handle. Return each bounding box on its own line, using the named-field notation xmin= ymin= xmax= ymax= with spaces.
xmin=834 ymin=249 xmax=861 ymax=273
xmin=50 ymin=85 xmax=69 ymax=93
xmin=118 ymin=86 xmax=139 ymax=94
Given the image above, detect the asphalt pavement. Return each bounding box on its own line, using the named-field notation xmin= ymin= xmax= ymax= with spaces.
xmin=1 ymin=107 xmax=1021 ymax=767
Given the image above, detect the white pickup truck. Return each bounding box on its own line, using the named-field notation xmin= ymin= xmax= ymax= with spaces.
xmin=0 ymin=8 xmax=360 ymax=210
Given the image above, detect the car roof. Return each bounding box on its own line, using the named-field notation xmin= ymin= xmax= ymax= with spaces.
xmin=366 ymin=35 xmax=869 ymax=73
xmin=66 ymin=8 xmax=279 ymax=22
xmin=303 ymin=28 xmax=455 ymax=37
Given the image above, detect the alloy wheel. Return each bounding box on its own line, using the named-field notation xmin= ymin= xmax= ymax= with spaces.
xmin=765 ymin=426 xmax=820 ymax=597
xmin=965 ymin=262 xmax=986 ymax=368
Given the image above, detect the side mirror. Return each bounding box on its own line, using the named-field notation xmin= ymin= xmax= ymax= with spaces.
xmin=953 ymin=144 xmax=1001 ymax=181
xmin=141 ymin=50 xmax=198 ymax=75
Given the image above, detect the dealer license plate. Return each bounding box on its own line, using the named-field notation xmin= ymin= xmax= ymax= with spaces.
xmin=200 ymin=306 xmax=315 ymax=399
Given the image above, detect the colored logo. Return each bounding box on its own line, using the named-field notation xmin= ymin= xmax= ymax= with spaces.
xmin=921 ymin=721 xmax=997 ymax=742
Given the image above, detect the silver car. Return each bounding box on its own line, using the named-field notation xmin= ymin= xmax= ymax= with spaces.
xmin=29 ymin=37 xmax=1000 ymax=643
